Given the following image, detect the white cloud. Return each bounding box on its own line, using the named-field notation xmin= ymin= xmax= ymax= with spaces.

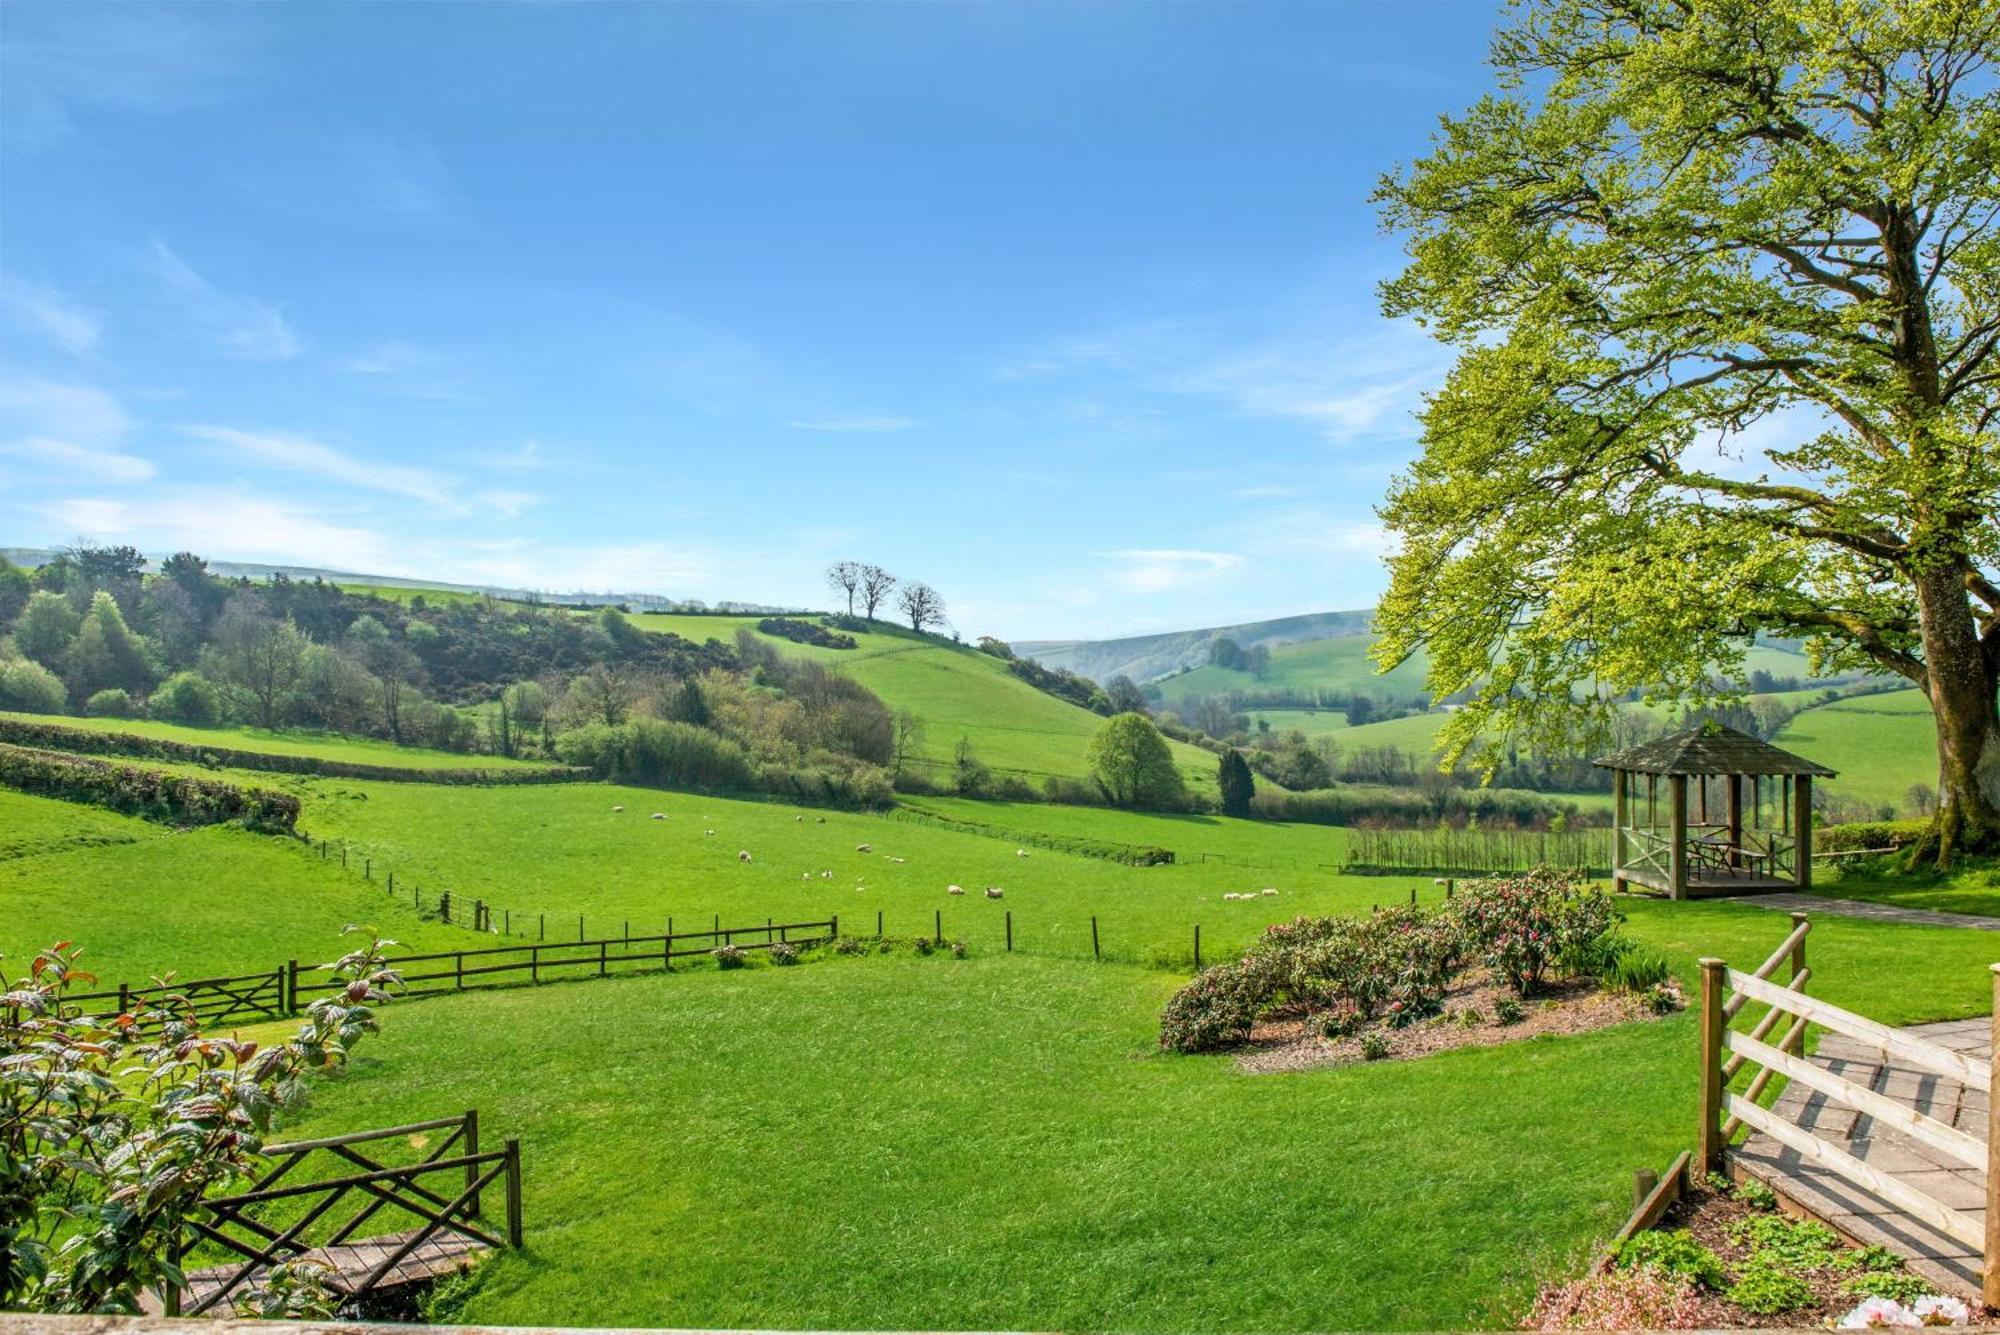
xmin=787 ymin=415 xmax=918 ymax=434
xmin=0 ymin=7 xmax=255 ymax=150
xmin=1 ymin=276 xmax=102 ymax=355
xmin=146 ymin=240 xmax=301 ymax=361
xmin=3 ymin=437 xmax=154 ymax=483
xmin=183 ymin=424 xmax=456 ymax=506
xmin=38 ymin=490 xmax=402 ymax=573
xmin=1101 ymin=548 xmax=1248 ymax=594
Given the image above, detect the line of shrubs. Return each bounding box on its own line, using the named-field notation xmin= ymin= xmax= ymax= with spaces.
xmin=555 ymin=717 xmax=896 ymax=808
xmin=1816 ymin=818 xmax=1930 ymax=853
xmin=1158 ymin=869 xmax=1655 ymax=1052
xmin=887 ymin=804 xmax=1175 ymax=865
xmin=0 ymin=742 xmax=300 ymax=832
xmin=754 ymin=617 xmax=858 ymax=650
xmin=0 ymin=717 xmax=591 ymax=787
xmin=1251 ymin=785 xmax=1598 ymax=830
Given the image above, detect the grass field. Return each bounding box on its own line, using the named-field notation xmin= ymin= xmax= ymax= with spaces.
xmin=0 ymin=790 xmax=484 ymax=981
xmin=257 ymin=897 xmax=1999 ymax=1332
xmin=0 ymin=711 xmax=558 ymax=771
xmin=1773 ymin=689 xmax=1937 ymax=813
xmin=1154 ymin=635 xmax=1434 ymax=709
xmin=630 ymin=615 xmax=1227 ymax=794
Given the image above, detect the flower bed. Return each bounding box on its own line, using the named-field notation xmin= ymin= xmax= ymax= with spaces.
xmin=1528 ymin=1175 xmax=1980 ymax=1329
xmin=1159 ymin=867 xmax=1675 ymax=1064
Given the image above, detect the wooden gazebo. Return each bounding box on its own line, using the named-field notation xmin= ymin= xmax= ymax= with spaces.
xmin=1593 ymin=725 xmax=1836 ymax=900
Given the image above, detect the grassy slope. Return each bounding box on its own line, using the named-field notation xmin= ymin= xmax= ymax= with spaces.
xmin=1154 ymin=635 xmax=1433 ymax=709
xmin=0 ymin=711 xmax=555 ymax=771
xmin=273 ymin=897 xmax=1997 ymax=1333
xmin=631 ymin=614 xmax=1225 ymax=793
xmin=0 ymin=790 xmax=485 ymax=981
xmin=1773 ymin=689 xmax=1936 ymax=811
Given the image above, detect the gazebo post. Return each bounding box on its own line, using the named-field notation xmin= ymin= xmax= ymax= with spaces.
xmin=1727 ymin=773 xmax=1743 ymax=871
xmin=1669 ymin=773 xmax=1689 ymax=900
xmin=1794 ymin=774 xmax=1813 ymax=891
xmin=1613 ymin=768 xmax=1629 ymax=894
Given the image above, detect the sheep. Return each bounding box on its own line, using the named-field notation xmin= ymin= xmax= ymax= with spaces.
xmin=738 ymin=850 xmax=752 ymax=863
xmin=821 ymin=870 xmax=833 ymax=879
xmin=802 ymin=873 xmax=811 ymax=881
xmin=947 ymin=884 xmax=965 ymax=896
xmin=855 ymin=843 xmax=872 ymax=854
xmin=612 ymin=804 xmax=625 ymax=812
xmin=1262 ymin=887 xmax=1278 ymax=896
xmin=651 ymin=812 xmax=667 ymax=820
xmin=815 ymin=817 xmax=826 ymax=824
xmin=985 ymin=887 xmax=1004 ymax=900
xmin=704 ymin=828 xmax=716 ymax=837
xmin=795 ymin=815 xmax=804 ymax=823
xmin=1015 ymin=849 xmax=1030 ymax=858
xmin=888 ymin=856 xmax=907 ymax=864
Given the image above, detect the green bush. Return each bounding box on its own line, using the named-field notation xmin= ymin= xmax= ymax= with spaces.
xmin=712 ymin=945 xmax=746 ymax=969
xmin=1494 ymin=996 xmax=1524 ymax=1024
xmin=0 ymin=658 xmax=67 ymax=715
xmin=0 ymin=742 xmax=298 ymax=831
xmin=1615 ymin=1229 xmax=1726 ymax=1290
xmin=1605 ymin=947 xmax=1672 ymax=993
xmin=84 ymin=688 xmax=135 ymax=718
xmin=1839 ymin=1270 xmax=1931 ymax=1304
xmin=1724 ymin=1262 xmax=1811 ymax=1316
xmin=1454 ymin=868 xmax=1614 ymax=995
xmin=1359 ymin=1032 xmax=1390 ymax=1060
xmin=769 ymin=942 xmax=800 ymax=966
xmin=1158 ymin=963 xmax=1264 ymax=1053
xmin=149 ymin=671 xmax=225 ymax=726
xmin=1818 ymin=818 xmax=1929 ymax=854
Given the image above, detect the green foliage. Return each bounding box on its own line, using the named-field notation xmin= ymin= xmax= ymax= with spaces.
xmin=82 ymin=688 xmax=135 ymax=718
xmin=1358 ymin=1032 xmax=1390 ymax=1060
xmin=1734 ymin=1178 xmax=1778 ymax=1211
xmin=1217 ymin=749 xmax=1255 ymax=818
xmin=558 ymin=717 xmax=758 ymax=791
xmin=0 ymin=934 xmax=397 ymax=1315
xmin=1724 ymin=1262 xmax=1812 ymax=1316
xmin=1604 ymin=947 xmax=1672 ymax=994
xmin=1727 ymin=1214 xmax=1843 ymax=1271
xmin=149 ymin=670 xmax=225 ymax=726
xmin=713 ymin=944 xmax=747 ymax=969
xmin=758 ymin=617 xmax=856 ymax=650
xmin=69 ymin=591 xmax=153 ymax=699
xmin=1157 ymin=963 xmax=1264 ymax=1053
xmin=1818 ymin=818 xmax=1932 ymax=854
xmin=1370 ymin=0 xmax=2000 ymax=847
xmin=1494 ymin=997 xmax=1524 ymax=1025
xmin=0 ymin=659 xmax=66 ymax=715
xmin=0 ymin=743 xmax=299 ymax=832
xmin=1087 ymin=713 xmax=1187 ymax=809
xmin=0 ymin=558 xmax=30 ymax=627
xmin=1839 ymin=1269 xmax=1932 ymax=1305
xmin=12 ymin=592 xmax=79 ymax=668
xmin=1614 ymin=1229 xmax=1725 ymax=1291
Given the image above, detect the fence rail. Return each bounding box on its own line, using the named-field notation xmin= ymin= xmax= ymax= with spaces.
xmin=1342 ymin=826 xmax=1611 ymax=875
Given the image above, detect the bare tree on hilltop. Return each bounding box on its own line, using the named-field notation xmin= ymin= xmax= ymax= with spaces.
xmin=898 ymin=582 xmax=945 ymax=633
xmin=825 ymin=561 xmax=862 ymax=616
xmin=858 ymin=565 xmax=897 ymax=620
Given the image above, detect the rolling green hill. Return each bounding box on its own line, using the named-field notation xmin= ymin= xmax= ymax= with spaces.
xmin=631 ymin=614 xmax=1227 ymax=794
xmin=1773 ymin=689 xmax=1938 ymax=814
xmin=1155 ymin=635 xmax=1434 ymax=709
xmin=0 ymin=712 xmax=559 ymax=771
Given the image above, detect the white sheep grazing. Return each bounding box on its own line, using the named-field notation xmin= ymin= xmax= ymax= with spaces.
xmin=947 ymin=884 xmax=965 ymax=895
xmin=889 ymin=856 xmax=907 ymax=864
xmin=1015 ymin=849 xmax=1030 ymax=858
xmin=855 ymin=843 xmax=872 ymax=854
xmin=821 ymin=870 xmax=833 ymax=879
xmin=651 ymin=812 xmax=666 ymax=820
xmin=1262 ymin=888 xmax=1278 ymax=896
xmin=738 ymin=850 xmax=752 ymax=863
xmin=985 ymin=887 xmax=1004 ymax=900
xmin=802 ymin=873 xmax=811 ymax=881
xmin=612 ymin=804 xmax=625 ymax=812
xmin=795 ymin=815 xmax=804 ymax=823
xmin=815 ymin=816 xmax=826 ymax=824
xmin=704 ymin=828 xmax=716 ymax=837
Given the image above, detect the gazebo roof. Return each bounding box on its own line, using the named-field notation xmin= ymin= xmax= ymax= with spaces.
xmin=1592 ymin=724 xmax=1836 ymax=777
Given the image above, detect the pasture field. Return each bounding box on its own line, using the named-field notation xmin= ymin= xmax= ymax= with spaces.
xmin=1153 ymin=634 xmax=1434 ymax=709
xmin=1773 ymin=689 xmax=1937 ymax=812
xmin=0 ymin=711 xmax=558 ymax=772
xmin=0 ymin=789 xmax=484 ymax=981
xmin=257 ymin=900 xmax=1998 ymax=1333
xmin=630 ymin=614 xmax=1227 ymax=794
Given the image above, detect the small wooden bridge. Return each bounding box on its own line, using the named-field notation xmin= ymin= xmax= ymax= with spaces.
xmin=1697 ymin=918 xmax=1998 ymax=1305
xmin=164 ymin=1110 xmax=521 ymax=1317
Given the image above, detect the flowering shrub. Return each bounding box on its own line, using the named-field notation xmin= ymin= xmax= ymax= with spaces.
xmin=1454 ymin=868 xmax=1613 ymax=995
xmin=769 ymin=942 xmax=800 ymax=966
xmin=1527 ymin=1269 xmax=1706 ymax=1330
xmin=712 ymin=944 xmax=746 ymax=969
xmin=1158 ymin=962 xmax=1263 ymax=1053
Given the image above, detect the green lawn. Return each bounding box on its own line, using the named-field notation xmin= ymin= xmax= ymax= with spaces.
xmin=264 ymin=896 xmax=1998 ymax=1333
xmin=0 ymin=790 xmax=487 ymax=982
xmin=0 ymin=711 xmax=557 ymax=771
xmin=630 ymin=615 xmax=1227 ymax=793
xmin=1773 ymin=690 xmax=1936 ymax=813
xmin=1155 ymin=634 xmax=1434 ymax=710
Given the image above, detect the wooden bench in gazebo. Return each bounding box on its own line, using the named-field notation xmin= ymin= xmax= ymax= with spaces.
xmin=1594 ymin=724 xmax=1836 ymax=900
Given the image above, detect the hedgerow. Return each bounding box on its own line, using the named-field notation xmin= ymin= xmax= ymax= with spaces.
xmin=0 ymin=717 xmax=588 ymax=786
xmin=0 ymin=742 xmax=300 ymax=832
xmin=756 ymin=617 xmax=857 ymax=650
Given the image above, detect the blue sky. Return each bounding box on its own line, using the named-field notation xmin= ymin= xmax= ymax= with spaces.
xmin=0 ymin=1 xmax=1501 ymax=640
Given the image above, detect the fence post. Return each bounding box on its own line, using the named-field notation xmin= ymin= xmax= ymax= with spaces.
xmin=119 ymin=981 xmax=131 ymax=1015
xmin=831 ymin=914 xmax=838 ymax=941
xmin=505 ymin=909 xmax=511 ymax=937
xmin=876 ymin=910 xmax=883 ymax=939
xmin=1005 ymin=910 xmax=1012 ymax=952
xmin=1986 ymin=964 xmax=2000 ymax=1310
xmin=389 ymin=870 xmax=395 ymax=895
xmin=365 ymin=858 xmax=371 ymax=880
xmin=465 ymin=1108 xmax=483 ymax=1219
xmin=578 ymin=914 xmax=584 ymax=942
xmin=440 ymin=891 xmax=451 ymax=924
xmin=1092 ymin=916 xmax=1100 ymax=960
xmin=287 ymin=959 xmax=299 ymax=1014
xmin=341 ymin=845 xmax=347 ymax=869
xmin=1698 ymin=958 xmax=1726 ymax=1173
xmin=1194 ymin=924 xmax=1202 ymax=972
xmin=539 ymin=913 xmax=544 ymax=941
xmin=504 ymin=1138 xmax=524 ymax=1248
xmin=531 ymin=944 xmax=539 ymax=985
xmin=599 ymin=940 xmax=607 ymax=976
xmin=768 ymin=917 xmax=774 ymax=944
xmin=934 ymin=909 xmax=942 ymax=945
xmin=456 ymin=951 xmax=465 ymax=991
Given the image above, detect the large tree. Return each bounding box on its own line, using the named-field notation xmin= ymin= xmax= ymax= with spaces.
xmin=858 ymin=564 xmax=897 ymax=621
xmin=1087 ymin=712 xmax=1186 ymax=809
xmin=1373 ymin=0 xmax=2000 ymax=862
xmin=897 ymin=581 xmax=945 ymax=633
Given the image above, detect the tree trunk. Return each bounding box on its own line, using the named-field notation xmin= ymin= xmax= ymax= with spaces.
xmin=1913 ymin=566 xmax=2000 ymax=865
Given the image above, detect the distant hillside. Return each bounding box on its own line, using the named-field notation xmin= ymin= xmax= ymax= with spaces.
xmin=1017 ymin=610 xmax=1376 ymax=684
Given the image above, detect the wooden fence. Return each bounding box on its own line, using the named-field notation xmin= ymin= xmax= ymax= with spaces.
xmin=60 ymin=968 xmax=288 ymax=1029
xmin=1698 ymin=917 xmax=2000 ymax=1304
xmin=171 ymin=1110 xmax=521 ymax=1316
xmin=1342 ymin=826 xmax=1613 ymax=876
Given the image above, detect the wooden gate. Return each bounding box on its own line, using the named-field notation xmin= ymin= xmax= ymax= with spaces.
xmin=171 ymin=1110 xmax=522 ymax=1316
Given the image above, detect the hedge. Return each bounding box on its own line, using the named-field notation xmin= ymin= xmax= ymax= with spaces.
xmin=0 ymin=717 xmax=591 ymax=786
xmin=0 ymin=743 xmax=300 ymax=832
xmin=1817 ymin=818 xmax=1930 ymax=854
xmin=888 ymin=804 xmax=1175 ymax=866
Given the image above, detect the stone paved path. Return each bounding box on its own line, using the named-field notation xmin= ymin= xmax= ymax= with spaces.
xmin=1744 ymin=892 xmax=2000 ymax=932
xmin=1734 ymin=1018 xmax=1990 ymax=1301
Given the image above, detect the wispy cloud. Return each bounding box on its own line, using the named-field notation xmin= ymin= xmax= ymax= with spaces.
xmin=474 ymin=489 xmax=541 ymax=519
xmin=1230 ymin=484 xmax=1298 ymax=499
xmin=39 ymin=489 xmax=402 ymax=573
xmin=786 ymin=415 xmax=918 ymax=434
xmin=480 ymin=441 xmax=548 ymax=471
xmin=183 ymin=424 xmax=455 ymax=506
xmin=0 ymin=7 xmax=257 ymax=150
xmin=1101 ymin=548 xmax=1248 ymax=594
xmin=1 ymin=276 xmax=103 ymax=355
xmin=0 ymin=376 xmax=152 ymax=483
xmin=346 ymin=340 xmax=431 ymax=375
xmin=146 ymin=241 xmax=301 ymax=361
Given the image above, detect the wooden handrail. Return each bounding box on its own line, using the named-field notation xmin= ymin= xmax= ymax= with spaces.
xmin=1727 ymin=970 xmax=1993 ymax=1086
xmin=1727 ymin=1029 xmax=1986 ymax=1171
xmin=1721 ymin=918 xmax=1811 ymax=1021
xmin=265 ymin=1114 xmax=469 ymax=1155
xmin=1726 ymin=1093 xmax=1983 ymax=1250
xmin=1721 ymin=966 xmax=1810 ymax=1078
